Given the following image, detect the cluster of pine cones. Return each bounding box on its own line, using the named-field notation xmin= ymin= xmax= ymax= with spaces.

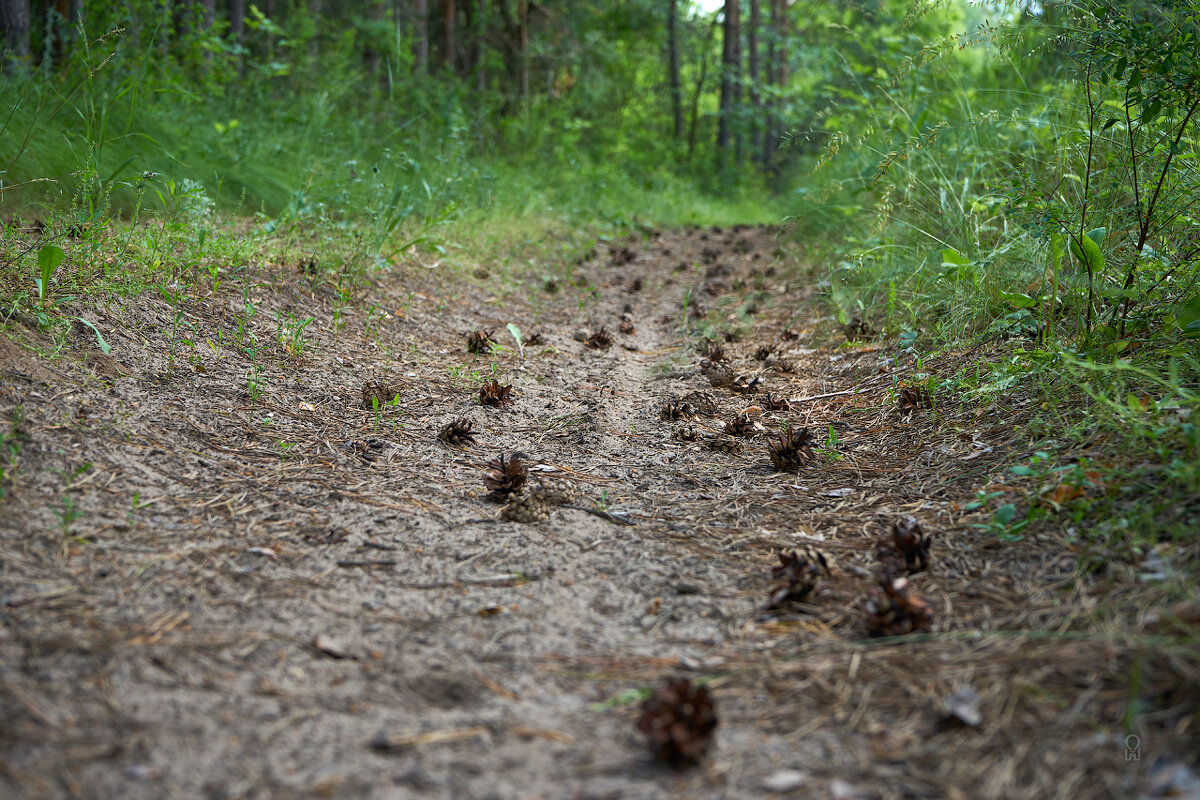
xmin=761 ymin=516 xmax=935 ymax=638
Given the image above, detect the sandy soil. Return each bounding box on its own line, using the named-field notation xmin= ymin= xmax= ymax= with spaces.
xmin=1 ymin=225 xmax=1195 ymax=799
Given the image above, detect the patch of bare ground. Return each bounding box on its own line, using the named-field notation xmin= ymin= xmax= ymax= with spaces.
xmin=1 ymin=224 xmax=1197 ymax=799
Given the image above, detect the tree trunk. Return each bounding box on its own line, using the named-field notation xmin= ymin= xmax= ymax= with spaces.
xmin=229 ymin=0 xmax=245 ymax=45
xmin=748 ymin=0 xmax=761 ymax=166
xmin=518 ymin=0 xmax=528 ymax=99
xmin=413 ymin=0 xmax=428 ymax=73
xmin=308 ymin=0 xmax=321 ymax=57
xmin=2 ymin=0 xmax=32 ymax=70
xmin=467 ymin=0 xmax=484 ymax=90
xmin=764 ymin=0 xmax=784 ymax=171
xmin=716 ymin=0 xmax=739 ymax=157
xmin=668 ymin=0 xmax=682 ymax=140
xmin=363 ymin=1 xmax=384 ymax=79
xmin=687 ymin=14 xmax=719 ymax=161
xmin=441 ymin=0 xmax=454 ymax=73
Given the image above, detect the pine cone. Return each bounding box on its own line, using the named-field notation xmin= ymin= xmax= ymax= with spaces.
xmin=479 ymin=380 xmax=515 ymax=407
xmin=699 ymin=341 xmax=727 ymax=362
xmin=705 ymin=363 xmax=736 ymax=388
xmin=524 ymin=331 xmax=545 ymax=346
xmin=767 ymin=426 xmax=816 ymax=471
xmin=898 ymin=385 xmax=935 ymax=410
xmin=730 ymin=375 xmax=762 ymax=394
xmin=843 ymin=316 xmax=877 ymax=341
xmin=636 ymin=678 xmax=718 ymax=767
xmin=661 ymin=399 xmax=694 ymax=421
xmin=609 ymin=245 xmax=636 ymax=266
xmin=774 ymin=359 xmax=797 ymax=374
xmin=754 ymin=345 xmax=773 ymax=361
xmin=780 ymin=328 xmax=799 ymax=341
xmin=501 ymin=492 xmax=550 ymax=523
xmin=466 ymin=329 xmax=495 ymax=354
xmin=673 ymin=425 xmax=699 ymax=442
xmin=484 ymin=454 xmax=527 ymax=502
xmin=875 ymin=516 xmax=931 ymax=575
xmin=863 ymin=575 xmax=933 ymax=637
xmin=438 ymin=417 xmax=476 ymax=448
xmin=619 ymin=317 xmax=636 ymax=335
xmin=724 ymin=411 xmax=756 ymax=438
xmin=703 ymin=435 xmax=743 ymax=454
xmin=585 ymin=327 xmax=614 ymax=349
xmin=766 ymin=546 xmax=831 ymax=609
xmin=763 ymin=393 xmax=791 ymax=411
xmin=527 ymin=477 xmax=579 ymax=506
xmin=361 ymin=380 xmax=396 ymax=410
xmin=682 ymin=391 xmax=717 ymax=415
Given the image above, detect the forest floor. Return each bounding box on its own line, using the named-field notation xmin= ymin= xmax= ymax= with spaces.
xmin=1 ymin=224 xmax=1197 ymax=799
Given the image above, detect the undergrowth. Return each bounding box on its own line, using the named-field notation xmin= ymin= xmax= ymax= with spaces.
xmin=785 ymin=1 xmax=1200 ymax=547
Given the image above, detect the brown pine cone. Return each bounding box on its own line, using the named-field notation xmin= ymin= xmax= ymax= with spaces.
xmin=705 ymin=363 xmax=736 ymax=388
xmin=527 ymin=477 xmax=579 ymax=506
xmin=501 ymin=493 xmax=550 ymax=523
xmin=703 ymin=435 xmax=743 ymax=454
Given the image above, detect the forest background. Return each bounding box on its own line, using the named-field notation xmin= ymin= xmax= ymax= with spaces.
xmin=1 ymin=0 xmax=1199 ymax=550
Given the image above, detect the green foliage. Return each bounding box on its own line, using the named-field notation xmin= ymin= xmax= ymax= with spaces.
xmin=784 ymin=0 xmax=1200 ymax=545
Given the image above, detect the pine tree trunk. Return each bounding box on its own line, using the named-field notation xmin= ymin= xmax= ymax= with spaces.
xmin=308 ymin=0 xmax=321 ymax=57
xmin=229 ymin=0 xmax=245 ymax=45
xmin=748 ymin=0 xmax=761 ymax=166
xmin=764 ymin=0 xmax=783 ymax=171
xmin=687 ymin=14 xmax=718 ymax=160
xmin=441 ymin=0 xmax=455 ymax=73
xmin=413 ymin=0 xmax=428 ymax=73
xmin=668 ymin=0 xmax=682 ymax=140
xmin=2 ymin=0 xmax=32 ymax=70
xmin=517 ymin=0 xmax=528 ymax=99
xmin=717 ymin=0 xmax=739 ymax=157
xmin=466 ymin=0 xmax=484 ymax=89
xmin=363 ymin=0 xmax=383 ymax=79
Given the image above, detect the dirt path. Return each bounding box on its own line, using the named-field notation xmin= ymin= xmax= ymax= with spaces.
xmin=0 ymin=226 xmax=1186 ymax=798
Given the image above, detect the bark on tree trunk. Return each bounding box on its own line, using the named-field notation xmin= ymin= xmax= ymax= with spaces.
xmin=764 ymin=0 xmax=784 ymax=171
xmin=308 ymin=0 xmax=321 ymax=57
xmin=668 ymin=0 xmax=683 ymax=140
xmin=363 ymin=1 xmax=383 ymax=79
xmin=229 ymin=0 xmax=245 ymax=44
xmin=2 ymin=0 xmax=33 ymax=70
xmin=467 ymin=0 xmax=484 ymax=90
xmin=517 ymin=0 xmax=528 ymax=99
xmin=441 ymin=0 xmax=454 ymax=73
xmin=717 ymin=0 xmax=740 ymax=157
xmin=687 ymin=14 xmax=719 ymax=161
xmin=413 ymin=0 xmax=428 ymax=73
xmin=748 ymin=0 xmax=761 ymax=166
